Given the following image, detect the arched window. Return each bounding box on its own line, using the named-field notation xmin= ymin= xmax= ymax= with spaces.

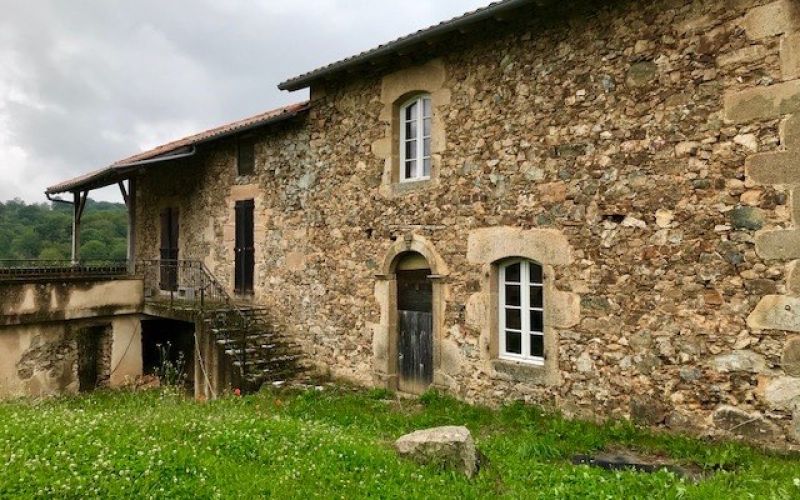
xmin=399 ymin=94 xmax=432 ymax=182
xmin=499 ymin=259 xmax=545 ymax=365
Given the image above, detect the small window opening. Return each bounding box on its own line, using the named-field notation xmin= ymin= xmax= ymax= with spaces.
xmin=237 ymin=137 xmax=256 ymax=176
xmin=602 ymin=214 xmax=626 ymax=224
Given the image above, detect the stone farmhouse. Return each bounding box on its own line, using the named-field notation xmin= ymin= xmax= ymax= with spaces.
xmin=2 ymin=0 xmax=800 ymax=447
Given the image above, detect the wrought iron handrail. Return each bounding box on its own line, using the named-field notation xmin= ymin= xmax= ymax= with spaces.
xmin=0 ymin=259 xmax=129 ymax=280
xmin=136 ymin=259 xmax=257 ymax=378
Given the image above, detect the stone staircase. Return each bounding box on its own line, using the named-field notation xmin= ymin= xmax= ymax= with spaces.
xmin=138 ymin=259 xmax=304 ymax=390
xmin=205 ymin=306 xmax=303 ymax=387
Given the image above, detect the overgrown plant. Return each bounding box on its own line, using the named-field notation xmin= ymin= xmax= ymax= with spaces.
xmin=155 ymin=342 xmax=186 ymax=387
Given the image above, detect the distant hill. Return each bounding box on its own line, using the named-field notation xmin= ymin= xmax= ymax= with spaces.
xmin=0 ymin=199 xmax=128 ymax=262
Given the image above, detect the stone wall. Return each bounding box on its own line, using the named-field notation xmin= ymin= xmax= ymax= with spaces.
xmin=0 ymin=279 xmax=144 ymax=397
xmin=133 ymin=0 xmax=800 ymax=445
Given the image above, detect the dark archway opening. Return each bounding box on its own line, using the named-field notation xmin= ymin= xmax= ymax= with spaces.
xmin=77 ymin=324 xmax=112 ymax=392
xmin=141 ymin=319 xmax=195 ymax=391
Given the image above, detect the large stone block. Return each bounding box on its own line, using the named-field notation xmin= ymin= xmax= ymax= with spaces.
xmin=394 ymin=426 xmax=478 ymax=477
xmin=779 ymin=114 xmax=800 ymax=149
xmin=746 ymin=151 xmax=800 ymax=185
xmin=787 ymin=261 xmax=800 ymax=296
xmin=783 ymin=337 xmax=800 ymax=376
xmin=711 ymin=350 xmax=768 ymax=373
xmin=718 ymin=45 xmax=769 ymax=67
xmin=755 ymin=230 xmax=800 ymax=260
xmin=764 ymin=376 xmax=800 ymax=410
xmin=724 ymin=80 xmax=800 ymax=123
xmin=748 ymin=295 xmax=800 ymax=332
xmin=741 ymin=0 xmax=800 ymax=40
xmin=712 ymin=406 xmax=781 ymax=442
xmin=782 ymin=32 xmax=800 ymax=81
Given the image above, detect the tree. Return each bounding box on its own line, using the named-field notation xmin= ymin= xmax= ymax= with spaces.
xmin=0 ymin=198 xmax=127 ymax=262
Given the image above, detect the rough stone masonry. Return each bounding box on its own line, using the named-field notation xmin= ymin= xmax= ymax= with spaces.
xmin=127 ymin=0 xmax=800 ymax=447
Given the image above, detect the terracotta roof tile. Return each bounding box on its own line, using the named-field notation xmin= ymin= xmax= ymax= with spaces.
xmin=46 ymin=101 xmax=310 ymax=194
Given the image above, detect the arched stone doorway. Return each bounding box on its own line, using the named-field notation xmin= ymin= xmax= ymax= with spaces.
xmin=373 ymin=234 xmax=448 ymax=395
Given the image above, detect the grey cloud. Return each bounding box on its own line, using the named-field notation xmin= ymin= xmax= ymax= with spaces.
xmin=0 ymin=0 xmax=488 ymax=202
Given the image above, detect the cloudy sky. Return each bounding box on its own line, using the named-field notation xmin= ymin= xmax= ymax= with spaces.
xmin=0 ymin=0 xmax=488 ymax=203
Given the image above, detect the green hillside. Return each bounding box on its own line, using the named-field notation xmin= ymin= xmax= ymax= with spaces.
xmin=0 ymin=198 xmax=128 ymax=262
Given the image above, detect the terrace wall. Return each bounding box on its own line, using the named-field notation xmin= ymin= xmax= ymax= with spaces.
xmin=0 ymin=279 xmax=143 ymax=397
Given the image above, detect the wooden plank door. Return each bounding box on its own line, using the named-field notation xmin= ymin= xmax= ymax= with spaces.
xmin=234 ymin=200 xmax=255 ymax=295
xmin=397 ymin=269 xmax=433 ymax=394
xmin=159 ymin=207 xmax=179 ymax=291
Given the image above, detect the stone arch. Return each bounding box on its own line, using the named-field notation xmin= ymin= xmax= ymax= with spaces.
xmin=380 ymin=233 xmax=449 ymax=277
xmin=373 ymin=234 xmax=449 ymax=393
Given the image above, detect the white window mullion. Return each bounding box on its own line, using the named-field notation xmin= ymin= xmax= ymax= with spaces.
xmin=416 ymin=123 xmax=424 ymax=179
xmin=499 ymin=265 xmax=506 ymax=356
xmin=521 ymin=261 xmax=530 ymax=359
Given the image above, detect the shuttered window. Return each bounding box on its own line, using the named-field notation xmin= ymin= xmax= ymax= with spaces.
xmin=159 ymin=207 xmax=179 ymax=291
xmin=499 ymin=260 xmax=545 ymax=365
xmin=234 ymin=199 xmax=255 ymax=294
xmin=237 ymin=137 xmax=256 ymax=176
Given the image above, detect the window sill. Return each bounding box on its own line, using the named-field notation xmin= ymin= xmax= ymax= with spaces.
xmin=491 ymin=359 xmax=550 ymax=384
xmin=387 ymin=178 xmax=436 ymax=197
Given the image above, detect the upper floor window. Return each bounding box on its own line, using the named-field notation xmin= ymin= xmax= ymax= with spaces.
xmin=237 ymin=137 xmax=255 ymax=176
xmin=499 ymin=259 xmax=545 ymax=365
xmin=400 ymin=95 xmax=431 ymax=182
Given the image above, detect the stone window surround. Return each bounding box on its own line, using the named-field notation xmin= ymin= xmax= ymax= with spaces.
xmin=372 ymin=233 xmax=450 ymax=393
xmin=466 ymin=227 xmax=581 ymax=387
xmin=372 ymin=59 xmax=450 ymax=198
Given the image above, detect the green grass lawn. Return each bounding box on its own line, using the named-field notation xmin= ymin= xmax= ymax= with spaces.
xmin=0 ymin=386 xmax=797 ymax=499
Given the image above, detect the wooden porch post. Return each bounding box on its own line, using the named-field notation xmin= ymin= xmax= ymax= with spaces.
xmin=119 ymin=179 xmax=136 ymax=273
xmin=71 ymin=191 xmax=88 ymax=265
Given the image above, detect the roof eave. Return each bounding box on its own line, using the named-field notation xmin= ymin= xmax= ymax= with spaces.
xmin=278 ymin=0 xmax=541 ymax=91
xmin=45 ymin=104 xmax=310 ymax=195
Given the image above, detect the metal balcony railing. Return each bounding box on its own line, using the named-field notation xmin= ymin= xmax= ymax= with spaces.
xmin=0 ymin=259 xmax=129 ymax=281
xmin=135 ymin=259 xmax=231 ymax=309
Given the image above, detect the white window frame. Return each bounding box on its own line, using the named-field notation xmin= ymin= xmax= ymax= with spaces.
xmin=499 ymin=259 xmax=545 ymax=366
xmin=399 ymin=94 xmax=432 ymax=182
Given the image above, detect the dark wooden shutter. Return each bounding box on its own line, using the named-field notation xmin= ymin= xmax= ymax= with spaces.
xmin=237 ymin=138 xmax=255 ymax=176
xmin=159 ymin=208 xmax=179 ymax=291
xmin=234 ymin=200 xmax=255 ymax=294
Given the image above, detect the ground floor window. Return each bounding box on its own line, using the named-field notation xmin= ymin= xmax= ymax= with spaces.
xmin=499 ymin=259 xmax=544 ymax=365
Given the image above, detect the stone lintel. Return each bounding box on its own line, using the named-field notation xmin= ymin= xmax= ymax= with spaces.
xmin=746 ymin=151 xmax=800 ymax=184
xmin=467 ymin=227 xmax=572 ymax=266
xmin=747 ymin=294 xmax=800 ymax=332
xmin=741 ymin=0 xmax=800 ymax=40
xmin=724 ymin=80 xmax=800 ymax=123
xmin=755 ymin=230 xmax=800 ymax=260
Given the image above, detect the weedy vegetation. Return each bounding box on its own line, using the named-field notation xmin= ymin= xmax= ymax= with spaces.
xmin=0 ymin=386 xmax=797 ymax=498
